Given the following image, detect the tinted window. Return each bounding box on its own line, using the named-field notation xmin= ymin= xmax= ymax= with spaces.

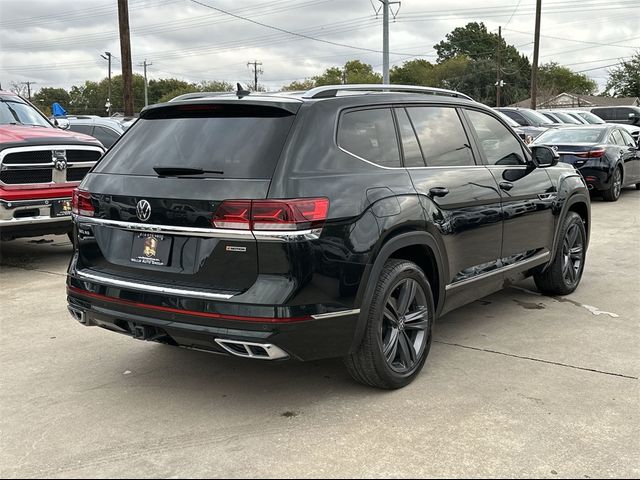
xmin=467 ymin=109 xmax=527 ymax=165
xmin=620 ymin=129 xmax=636 ymax=146
xmin=395 ymin=108 xmax=424 ymax=167
xmin=576 ymin=111 xmax=605 ymax=124
xmin=611 ymin=130 xmax=626 ymax=146
xmin=68 ymin=124 xmax=93 ymax=135
xmin=592 ymin=108 xmax=612 ymax=121
xmin=541 ymin=112 xmax=557 ymax=122
xmin=92 ymin=126 xmax=120 ymax=148
xmin=407 ymin=107 xmax=474 ymax=167
xmin=338 ymin=108 xmax=400 ymax=167
xmin=94 ymin=104 xmax=296 ymax=179
xmin=501 ymin=110 xmax=527 ymax=125
xmin=523 ymin=110 xmax=554 ymax=125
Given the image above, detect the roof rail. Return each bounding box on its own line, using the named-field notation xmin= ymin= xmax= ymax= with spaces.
xmin=301 ymin=84 xmax=474 ymax=101
xmin=168 ymin=91 xmax=233 ymax=102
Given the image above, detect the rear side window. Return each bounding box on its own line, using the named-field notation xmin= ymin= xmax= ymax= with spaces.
xmin=501 ymin=110 xmax=527 ymax=126
xmin=338 ymin=108 xmax=400 ymax=167
xmin=620 ymin=129 xmax=636 ymax=146
xmin=406 ymin=106 xmax=474 ymax=167
xmin=94 ymin=104 xmax=296 ymax=179
xmin=68 ymin=124 xmax=93 ymax=135
xmin=92 ymin=126 xmax=120 ymax=147
xmin=466 ymin=109 xmax=527 ymax=166
xmin=611 ymin=130 xmax=626 ymax=146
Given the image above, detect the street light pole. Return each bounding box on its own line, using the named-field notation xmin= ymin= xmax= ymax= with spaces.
xmin=101 ymin=51 xmax=112 ymax=116
xmin=377 ymin=0 xmax=401 ymax=84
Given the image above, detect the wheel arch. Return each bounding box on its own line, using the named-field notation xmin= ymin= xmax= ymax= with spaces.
xmin=350 ymin=230 xmax=447 ymax=353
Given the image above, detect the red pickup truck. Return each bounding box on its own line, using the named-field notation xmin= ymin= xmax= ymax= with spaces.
xmin=0 ymin=91 xmax=105 ymax=240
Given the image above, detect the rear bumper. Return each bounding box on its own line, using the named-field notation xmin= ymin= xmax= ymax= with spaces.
xmin=66 ymin=281 xmax=360 ymax=362
xmin=577 ymin=166 xmax=611 ymax=191
xmin=0 ymin=197 xmax=72 ymax=239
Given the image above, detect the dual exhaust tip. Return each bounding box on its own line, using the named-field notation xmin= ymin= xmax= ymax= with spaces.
xmin=67 ymin=305 xmax=288 ymax=361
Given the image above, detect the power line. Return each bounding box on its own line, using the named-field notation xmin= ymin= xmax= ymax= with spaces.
xmin=187 ymin=0 xmax=410 ymax=56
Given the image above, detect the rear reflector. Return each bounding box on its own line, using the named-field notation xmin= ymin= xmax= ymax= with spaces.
xmin=213 ymin=198 xmax=329 ymax=231
xmin=71 ymin=189 xmax=94 ymax=216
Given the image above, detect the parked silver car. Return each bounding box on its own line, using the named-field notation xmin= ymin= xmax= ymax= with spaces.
xmin=66 ymin=116 xmax=125 ymax=148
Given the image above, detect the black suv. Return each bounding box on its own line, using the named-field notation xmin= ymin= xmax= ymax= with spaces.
xmin=67 ymin=85 xmax=590 ymax=389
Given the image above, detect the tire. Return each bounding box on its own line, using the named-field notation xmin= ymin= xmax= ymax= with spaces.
xmin=601 ymin=166 xmax=622 ymax=202
xmin=534 ymin=212 xmax=586 ymax=296
xmin=344 ymin=259 xmax=434 ymax=389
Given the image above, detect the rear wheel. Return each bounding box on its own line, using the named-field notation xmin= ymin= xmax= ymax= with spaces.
xmin=345 ymin=259 xmax=434 ymax=389
xmin=534 ymin=212 xmax=586 ymax=295
xmin=602 ymin=167 xmax=622 ymax=201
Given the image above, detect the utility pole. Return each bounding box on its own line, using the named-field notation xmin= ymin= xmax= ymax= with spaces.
xmin=496 ymin=26 xmax=502 ymax=108
xmin=138 ymin=59 xmax=152 ymax=107
xmin=530 ymin=0 xmax=542 ymax=110
xmin=376 ymin=0 xmax=401 ymax=84
xmin=101 ymin=51 xmax=112 ymax=116
xmin=247 ymin=60 xmax=263 ymax=91
xmin=118 ymin=0 xmax=134 ymax=116
xmin=20 ymin=81 xmax=37 ymax=100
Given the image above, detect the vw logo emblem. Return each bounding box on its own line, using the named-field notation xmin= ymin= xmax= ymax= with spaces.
xmin=136 ymin=199 xmax=152 ymax=222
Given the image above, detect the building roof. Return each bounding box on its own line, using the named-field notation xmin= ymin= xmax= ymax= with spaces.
xmin=510 ymin=92 xmax=640 ymax=108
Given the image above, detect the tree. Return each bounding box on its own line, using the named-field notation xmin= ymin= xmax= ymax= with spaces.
xmin=605 ymin=52 xmax=640 ymax=97
xmin=312 ymin=60 xmax=382 ymax=86
xmin=432 ymin=22 xmax=531 ymax=105
xmin=281 ymin=79 xmax=316 ymax=91
xmin=147 ymin=78 xmax=195 ymax=104
xmin=538 ymin=62 xmax=598 ymax=97
xmin=390 ymin=59 xmax=435 ymax=86
xmin=32 ymin=88 xmax=71 ymax=115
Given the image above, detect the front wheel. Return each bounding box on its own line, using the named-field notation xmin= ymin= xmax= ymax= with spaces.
xmin=534 ymin=212 xmax=586 ymax=295
xmin=345 ymin=259 xmax=434 ymax=389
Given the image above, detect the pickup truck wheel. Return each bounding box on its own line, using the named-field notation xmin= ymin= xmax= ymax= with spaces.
xmin=602 ymin=167 xmax=622 ymax=201
xmin=344 ymin=259 xmax=433 ymax=390
xmin=534 ymin=212 xmax=586 ymax=295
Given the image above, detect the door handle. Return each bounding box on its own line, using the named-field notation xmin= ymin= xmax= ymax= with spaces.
xmin=428 ymin=187 xmax=449 ymax=198
xmin=499 ymin=181 xmax=514 ymax=191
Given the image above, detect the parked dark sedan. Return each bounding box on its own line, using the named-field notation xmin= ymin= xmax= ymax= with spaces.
xmin=532 ymin=125 xmax=640 ymax=201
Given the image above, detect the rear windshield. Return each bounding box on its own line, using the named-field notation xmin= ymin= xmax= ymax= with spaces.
xmin=535 ymin=128 xmax=605 ymax=144
xmin=93 ymin=104 xmax=296 ymax=179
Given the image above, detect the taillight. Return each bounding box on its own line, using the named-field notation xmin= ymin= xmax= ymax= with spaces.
xmin=576 ymin=147 xmax=606 ymax=158
xmin=71 ymin=189 xmax=94 ymax=217
xmin=213 ymin=198 xmax=329 ymax=231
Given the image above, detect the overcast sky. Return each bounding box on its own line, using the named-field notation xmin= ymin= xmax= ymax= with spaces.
xmin=1 ymin=0 xmax=638 ymax=95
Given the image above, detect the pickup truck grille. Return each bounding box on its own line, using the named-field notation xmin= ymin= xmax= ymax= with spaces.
xmin=0 ymin=146 xmax=103 ymax=186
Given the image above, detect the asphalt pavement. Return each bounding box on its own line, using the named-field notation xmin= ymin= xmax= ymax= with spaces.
xmin=1 ymin=188 xmax=638 ymax=478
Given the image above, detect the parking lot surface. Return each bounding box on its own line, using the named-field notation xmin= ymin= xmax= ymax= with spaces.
xmin=1 ymin=189 xmax=639 ymax=478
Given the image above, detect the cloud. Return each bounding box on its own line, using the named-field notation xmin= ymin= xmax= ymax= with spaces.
xmin=1 ymin=0 xmax=638 ymax=93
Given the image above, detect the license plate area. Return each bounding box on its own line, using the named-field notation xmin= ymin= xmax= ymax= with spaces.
xmin=51 ymin=199 xmax=72 ymax=217
xmin=130 ymin=233 xmax=172 ymax=266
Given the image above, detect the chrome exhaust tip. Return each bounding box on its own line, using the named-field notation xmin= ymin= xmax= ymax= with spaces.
xmin=214 ymin=338 xmax=289 ymax=360
xmin=587 ymin=184 xmax=594 ymax=190
xmin=67 ymin=305 xmax=86 ymax=324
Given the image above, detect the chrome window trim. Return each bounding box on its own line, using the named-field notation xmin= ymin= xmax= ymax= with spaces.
xmin=74 ymin=270 xmax=235 ymax=300
xmin=445 ymin=251 xmax=550 ymax=291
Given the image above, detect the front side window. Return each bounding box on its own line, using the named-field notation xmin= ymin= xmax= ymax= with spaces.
xmin=338 ymin=108 xmax=400 ymax=167
xmin=406 ymin=106 xmax=474 ymax=167
xmin=466 ymin=109 xmax=527 ymax=166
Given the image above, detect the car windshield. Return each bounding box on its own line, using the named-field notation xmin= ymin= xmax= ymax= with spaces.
xmin=0 ymin=99 xmax=51 ymax=127
xmin=526 ymin=110 xmax=554 ymax=125
xmin=535 ymin=128 xmax=605 ymax=144
xmin=576 ymin=111 xmax=606 ymax=124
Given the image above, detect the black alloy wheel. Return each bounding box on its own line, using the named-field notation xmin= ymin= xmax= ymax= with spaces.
xmin=561 ymin=222 xmax=584 ymax=289
xmin=534 ymin=211 xmax=586 ymax=295
xmin=381 ymin=278 xmax=429 ymax=373
xmin=603 ymin=167 xmax=622 ymax=201
xmin=345 ymin=259 xmax=434 ymax=389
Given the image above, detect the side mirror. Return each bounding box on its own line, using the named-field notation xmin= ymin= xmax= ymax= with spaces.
xmin=629 ymin=112 xmax=636 ymax=119
xmin=56 ymin=118 xmax=70 ymax=130
xmin=530 ymin=145 xmax=559 ymax=168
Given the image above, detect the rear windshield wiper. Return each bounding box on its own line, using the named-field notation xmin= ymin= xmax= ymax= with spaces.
xmin=153 ymin=166 xmax=224 ymax=177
